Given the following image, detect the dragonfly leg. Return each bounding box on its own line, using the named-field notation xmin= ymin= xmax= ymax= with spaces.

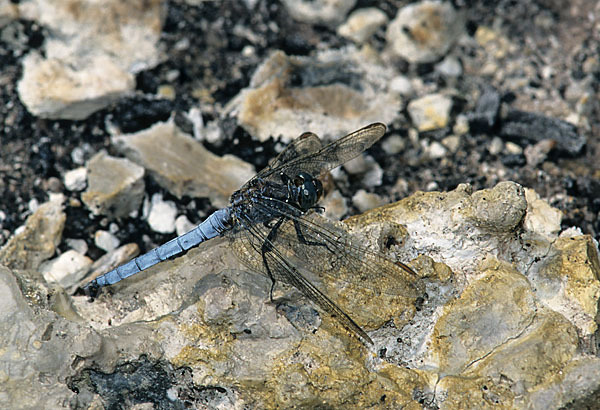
xmin=262 ymin=217 xmax=286 ymax=302
xmin=292 ymin=220 xmax=332 ymax=252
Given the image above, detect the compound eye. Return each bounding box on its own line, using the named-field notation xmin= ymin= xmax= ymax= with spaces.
xmin=293 ymin=174 xmax=305 ymax=187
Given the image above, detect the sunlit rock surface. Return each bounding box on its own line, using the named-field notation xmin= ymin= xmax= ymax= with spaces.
xmin=1 ymin=182 xmax=599 ymax=408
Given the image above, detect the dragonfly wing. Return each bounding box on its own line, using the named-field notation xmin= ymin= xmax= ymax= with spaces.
xmin=241 ymin=132 xmax=323 ymax=190
xmin=250 ymin=199 xmax=424 ymax=298
xmin=254 ymin=123 xmax=386 ymax=183
xmin=230 ymin=212 xmax=373 ymax=344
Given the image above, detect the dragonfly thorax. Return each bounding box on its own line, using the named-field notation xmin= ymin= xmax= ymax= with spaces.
xmin=286 ymin=171 xmax=323 ymax=211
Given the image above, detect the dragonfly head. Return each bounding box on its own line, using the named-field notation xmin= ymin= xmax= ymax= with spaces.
xmin=290 ymin=172 xmax=323 ymax=211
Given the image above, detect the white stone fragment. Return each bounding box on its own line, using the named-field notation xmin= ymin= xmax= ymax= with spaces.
xmin=435 ymin=56 xmax=463 ymax=77
xmin=147 ymin=194 xmax=177 ymax=234
xmin=488 ymin=137 xmax=503 ymax=155
xmin=94 ymin=230 xmax=120 ymax=253
xmin=64 ymin=167 xmax=87 ymax=191
xmin=505 ymin=142 xmax=523 ymax=155
xmin=40 ymin=250 xmax=92 ymax=288
xmin=523 ymin=188 xmax=562 ymax=240
xmin=381 ymin=134 xmax=406 ymax=155
xmin=338 ymin=7 xmax=388 ymax=44
xmin=18 ymin=53 xmax=134 ymax=120
xmin=65 ymin=238 xmax=88 ymax=255
xmin=407 ymin=93 xmax=453 ymax=132
xmin=386 ymin=0 xmax=464 ymax=63
xmin=427 ymin=141 xmax=448 ymax=159
xmin=175 ymin=215 xmax=196 ymax=237
xmin=282 ymin=0 xmax=356 ymax=25
xmin=389 ymin=75 xmax=413 ymax=96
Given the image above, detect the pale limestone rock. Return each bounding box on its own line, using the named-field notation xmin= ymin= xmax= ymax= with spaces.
xmin=147 ymin=193 xmax=177 ymax=235
xmin=94 ymin=230 xmax=120 ymax=253
xmin=407 ymin=93 xmax=453 ymax=132
xmin=0 ymin=200 xmax=65 ymax=271
xmin=111 ymin=121 xmax=255 ymax=209
xmin=337 ymin=7 xmax=388 ymax=44
xmin=40 ymin=250 xmax=92 ymax=288
xmin=281 ymin=0 xmax=356 ymax=25
xmin=3 ymin=180 xmax=597 ymax=409
xmin=386 ymin=0 xmax=465 ymax=63
xmin=0 ymin=267 xmax=102 ymax=408
xmin=63 ymin=167 xmax=87 ymax=192
xmin=229 ymin=49 xmax=401 ymax=143
xmin=175 ymin=215 xmax=195 ymax=237
xmin=18 ymin=0 xmax=164 ymax=73
xmin=17 ymin=0 xmax=163 ymax=119
xmin=523 ymin=188 xmax=562 ymax=240
xmin=81 ymin=151 xmax=145 ymax=218
xmin=18 ymin=53 xmax=134 ymax=120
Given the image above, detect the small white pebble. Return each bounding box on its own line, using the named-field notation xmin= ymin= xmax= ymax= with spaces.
xmin=95 ymin=230 xmax=120 ymax=252
xmin=175 ymin=215 xmax=196 ymax=236
xmin=65 ymin=238 xmax=88 ymax=255
xmin=505 ymin=142 xmax=523 ymax=155
xmin=147 ymin=193 xmax=177 ymax=234
xmin=488 ymin=137 xmax=503 ymax=155
xmin=39 ymin=250 xmax=92 ymax=288
xmin=427 ymin=141 xmax=447 ymax=159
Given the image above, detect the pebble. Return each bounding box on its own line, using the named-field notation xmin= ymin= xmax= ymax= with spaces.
xmin=233 ymin=49 xmax=401 ymax=143
xmin=435 ymin=55 xmax=463 ymax=77
xmin=64 ymin=167 xmax=87 ymax=192
xmin=381 ymin=134 xmax=406 ymax=155
xmin=147 ymin=194 xmax=177 ymax=234
xmin=389 ymin=75 xmax=413 ymax=96
xmin=488 ymin=137 xmax=504 ymax=156
xmin=18 ymin=53 xmax=135 ymax=120
xmin=281 ymin=0 xmax=356 ymax=25
xmin=524 ymin=140 xmax=556 ymax=167
xmin=94 ymin=230 xmax=120 ymax=253
xmin=426 ymin=141 xmax=448 ymax=159
xmin=175 ymin=215 xmax=196 ymax=236
xmin=441 ymin=135 xmax=460 ymax=153
xmin=39 ymin=250 xmax=92 ymax=288
xmin=337 ymin=7 xmax=388 ymax=44
xmin=81 ymin=151 xmax=145 ymax=218
xmin=407 ymin=93 xmax=453 ymax=132
xmin=111 ymin=121 xmax=254 ymax=209
xmin=505 ymin=142 xmax=523 ymax=155
xmin=65 ymin=238 xmax=88 ymax=255
xmin=386 ymin=0 xmax=464 ymax=63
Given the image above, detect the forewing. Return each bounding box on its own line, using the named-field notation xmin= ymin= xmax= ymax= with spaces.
xmin=254 ymin=123 xmax=386 ymax=183
xmin=242 ymin=132 xmax=323 ymax=190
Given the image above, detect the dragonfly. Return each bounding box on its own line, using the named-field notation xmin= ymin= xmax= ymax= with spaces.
xmin=84 ymin=123 xmax=423 ymax=344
